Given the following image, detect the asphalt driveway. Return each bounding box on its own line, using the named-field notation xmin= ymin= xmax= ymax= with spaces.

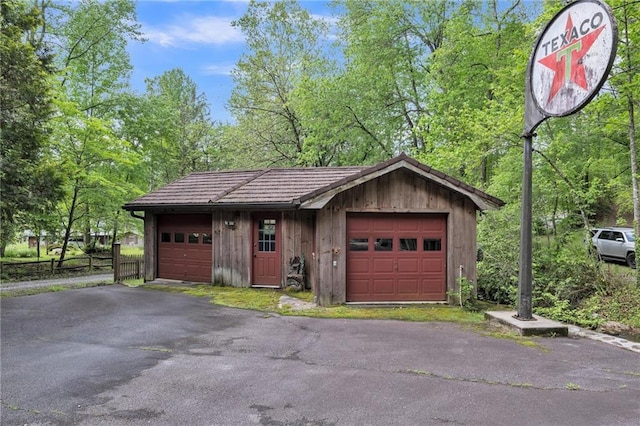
xmin=1 ymin=285 xmax=639 ymax=426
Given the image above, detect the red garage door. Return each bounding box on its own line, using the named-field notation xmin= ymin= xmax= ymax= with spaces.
xmin=157 ymin=214 xmax=212 ymax=282
xmin=347 ymin=214 xmax=446 ymax=302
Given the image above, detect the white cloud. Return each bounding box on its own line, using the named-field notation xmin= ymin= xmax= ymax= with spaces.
xmin=202 ymin=63 xmax=235 ymax=76
xmin=143 ymin=16 xmax=244 ymax=48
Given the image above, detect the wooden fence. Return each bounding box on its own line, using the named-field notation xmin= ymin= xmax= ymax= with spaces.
xmin=1 ymin=244 xmax=144 ymax=283
xmin=1 ymin=255 xmax=113 ymax=281
xmin=113 ymin=243 xmax=144 ymax=282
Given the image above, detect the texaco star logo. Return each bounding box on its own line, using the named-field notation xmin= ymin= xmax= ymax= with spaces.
xmin=530 ymin=0 xmax=617 ymax=117
xmin=537 ymin=14 xmax=606 ymax=106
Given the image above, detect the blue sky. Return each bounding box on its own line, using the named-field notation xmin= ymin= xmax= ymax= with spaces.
xmin=129 ymin=0 xmax=332 ymax=123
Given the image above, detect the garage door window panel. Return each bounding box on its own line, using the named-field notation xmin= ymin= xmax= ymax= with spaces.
xmin=203 ymin=233 xmax=212 ymax=244
xmin=174 ymin=233 xmax=185 ymax=243
xmin=399 ymin=238 xmax=417 ymax=251
xmin=350 ymin=238 xmax=369 ymax=251
xmin=375 ymin=238 xmax=393 ymax=251
xmin=423 ymin=238 xmax=442 ymax=251
xmin=188 ymin=233 xmax=199 ymax=244
xmin=161 ymin=232 xmax=171 ymax=243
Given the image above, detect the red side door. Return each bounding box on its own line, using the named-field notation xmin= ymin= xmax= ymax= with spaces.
xmin=252 ymin=215 xmax=282 ymax=286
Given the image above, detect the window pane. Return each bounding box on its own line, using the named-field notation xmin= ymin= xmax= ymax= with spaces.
xmin=174 ymin=233 xmax=184 ymax=243
xmin=400 ymin=238 xmax=417 ymax=251
xmin=202 ymin=233 xmax=212 ymax=244
xmin=350 ymin=238 xmax=369 ymax=251
xmin=188 ymin=233 xmax=199 ymax=244
xmin=161 ymin=232 xmax=171 ymax=243
xmin=375 ymin=238 xmax=393 ymax=251
xmin=598 ymin=231 xmax=611 ymax=240
xmin=258 ymin=219 xmax=277 ymax=252
xmin=424 ymin=238 xmax=442 ymax=251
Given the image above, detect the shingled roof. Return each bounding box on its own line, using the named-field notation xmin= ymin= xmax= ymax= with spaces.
xmin=123 ymin=154 xmax=504 ymax=211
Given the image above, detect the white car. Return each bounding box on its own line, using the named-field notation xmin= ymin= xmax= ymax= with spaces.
xmin=592 ymin=227 xmax=636 ymax=269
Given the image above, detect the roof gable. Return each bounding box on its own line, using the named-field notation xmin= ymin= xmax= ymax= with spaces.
xmin=298 ymin=154 xmax=504 ymax=211
xmin=123 ymin=154 xmax=504 ymax=211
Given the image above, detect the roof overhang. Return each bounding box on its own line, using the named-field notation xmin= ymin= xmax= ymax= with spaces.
xmin=122 ymin=202 xmax=299 ymax=212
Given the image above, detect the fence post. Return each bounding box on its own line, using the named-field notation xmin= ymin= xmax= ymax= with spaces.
xmin=113 ymin=242 xmax=121 ymax=284
xmin=50 ymin=258 xmax=54 ymax=274
xmin=89 ymin=255 xmax=93 ymax=271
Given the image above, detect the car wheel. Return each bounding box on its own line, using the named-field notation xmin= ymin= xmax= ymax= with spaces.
xmin=627 ymin=252 xmax=636 ymax=269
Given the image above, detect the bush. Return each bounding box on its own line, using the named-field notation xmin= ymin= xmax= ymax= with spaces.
xmin=533 ymin=292 xmax=602 ymax=329
xmin=586 ymin=270 xmax=640 ymax=329
xmin=532 ymin=236 xmax=606 ymax=306
xmin=476 ymin=205 xmax=520 ymax=304
xmin=476 ymin=207 xmax=623 ymax=328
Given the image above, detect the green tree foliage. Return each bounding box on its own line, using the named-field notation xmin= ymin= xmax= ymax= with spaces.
xmin=334 ymin=0 xmax=456 ymax=157
xmin=48 ymin=0 xmax=141 ymax=113
xmin=417 ymin=0 xmax=535 ymax=189
xmin=140 ymin=69 xmax=217 ymax=187
xmin=35 ymin=0 xmax=142 ymax=260
xmin=0 ymin=0 xmax=63 ymax=256
xmin=49 ymin=95 xmax=138 ymax=263
xmin=229 ymin=0 xmax=331 ymax=166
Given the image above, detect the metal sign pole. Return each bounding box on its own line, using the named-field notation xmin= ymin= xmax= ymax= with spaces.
xmin=517 ymin=133 xmax=534 ymax=320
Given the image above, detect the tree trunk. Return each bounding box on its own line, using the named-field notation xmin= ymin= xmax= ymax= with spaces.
xmin=628 ymin=96 xmax=638 ymax=282
xmin=36 ymin=231 xmax=41 ymax=260
xmin=58 ymin=185 xmax=79 ymax=268
xmin=620 ymin=2 xmax=639 ymax=283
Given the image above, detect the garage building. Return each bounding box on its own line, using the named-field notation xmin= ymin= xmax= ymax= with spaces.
xmin=123 ymin=154 xmax=503 ymax=306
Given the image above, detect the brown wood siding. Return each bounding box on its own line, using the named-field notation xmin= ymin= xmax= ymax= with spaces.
xmin=315 ymin=168 xmax=478 ymax=305
xmin=213 ymin=211 xmax=251 ymax=287
xmin=282 ymin=211 xmax=316 ymax=293
xmin=316 ymin=205 xmax=335 ymax=306
xmin=143 ymin=212 xmax=157 ymax=282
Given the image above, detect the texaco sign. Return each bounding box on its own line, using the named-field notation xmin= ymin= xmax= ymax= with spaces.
xmin=518 ymin=0 xmax=617 ymax=322
xmin=529 ymin=0 xmax=617 ymax=118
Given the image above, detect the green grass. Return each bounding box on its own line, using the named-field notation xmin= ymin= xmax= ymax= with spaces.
xmin=120 ymin=246 xmax=143 ymax=256
xmin=0 ymin=282 xmax=112 ymax=298
xmin=133 ymin=284 xmax=549 ymax=347
xmin=139 ymin=284 xmax=487 ymax=324
xmin=121 ymin=278 xmax=144 ymax=287
xmin=287 ymin=304 xmax=485 ymax=324
xmin=1 ymin=243 xmax=86 ymax=262
xmin=284 ymin=288 xmax=315 ymax=302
